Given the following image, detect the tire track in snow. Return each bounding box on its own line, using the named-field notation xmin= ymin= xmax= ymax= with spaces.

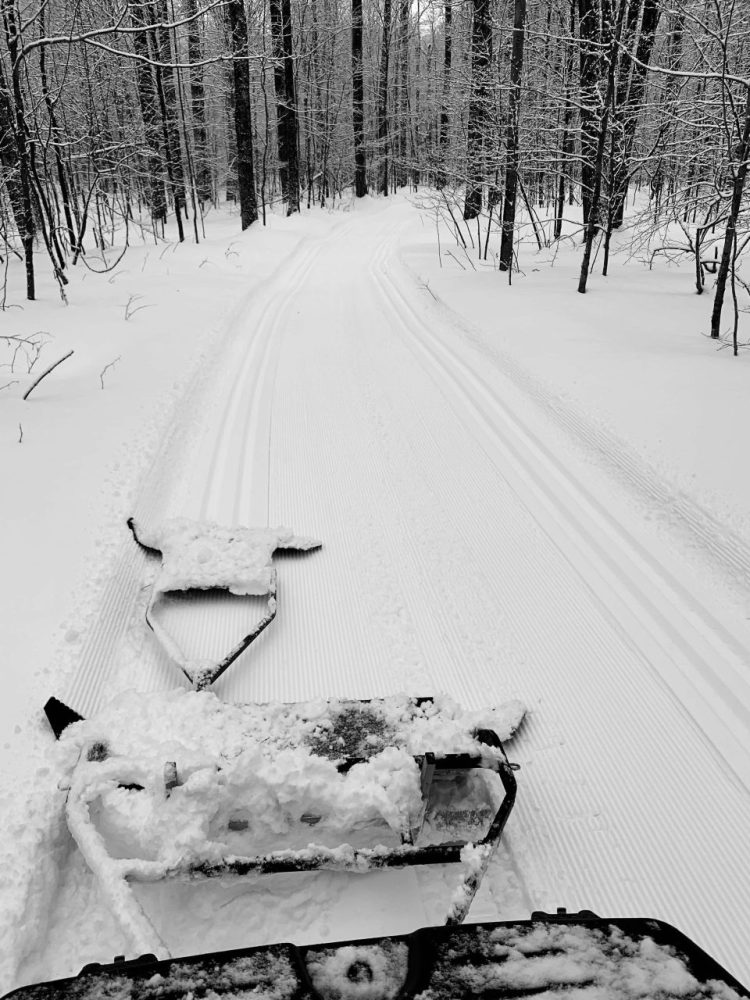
xmin=364 ymin=227 xmax=750 ymax=981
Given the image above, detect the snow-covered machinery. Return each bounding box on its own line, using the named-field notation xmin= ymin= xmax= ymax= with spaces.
xmin=4 ymin=910 xmax=748 ymax=999
xmin=127 ymin=517 xmax=322 ymax=688
xmin=57 ymin=691 xmax=524 ymax=960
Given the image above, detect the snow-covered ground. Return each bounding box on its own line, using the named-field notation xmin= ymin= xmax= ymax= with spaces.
xmin=2 ymin=195 xmax=750 ymax=995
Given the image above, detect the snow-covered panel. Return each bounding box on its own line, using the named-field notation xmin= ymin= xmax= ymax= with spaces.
xmin=132 ymin=518 xmax=321 ymax=597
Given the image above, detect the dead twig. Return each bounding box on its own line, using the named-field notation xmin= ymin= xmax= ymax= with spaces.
xmin=0 ymin=379 xmax=19 ymax=392
xmin=445 ymin=250 xmax=466 ymax=271
xmin=23 ymin=350 xmax=74 ymax=400
xmin=18 ymin=422 xmax=23 ymax=443
xmin=123 ymin=294 xmax=152 ymax=320
xmin=0 ymin=332 xmax=50 ymax=373
xmin=100 ymin=356 xmax=121 ymax=389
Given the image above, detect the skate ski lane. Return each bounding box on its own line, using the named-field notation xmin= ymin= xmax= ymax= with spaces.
xmin=38 ymin=200 xmax=750 ymax=987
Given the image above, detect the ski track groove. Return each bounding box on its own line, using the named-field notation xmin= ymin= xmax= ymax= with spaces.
xmin=43 ymin=203 xmax=750 ymax=987
xmin=60 ymin=219 xmax=353 ymax=714
xmin=400 ymin=254 xmax=750 ymax=602
xmin=378 ymin=240 xmax=750 ymax=784
xmin=363 ymin=226 xmax=750 ymax=978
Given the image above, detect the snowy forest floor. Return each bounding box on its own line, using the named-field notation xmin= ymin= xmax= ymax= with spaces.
xmin=2 ymin=194 xmax=750 ymax=993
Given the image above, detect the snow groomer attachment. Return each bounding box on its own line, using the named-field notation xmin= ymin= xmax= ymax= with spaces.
xmin=127 ymin=517 xmax=321 ymax=688
xmin=61 ymin=693 xmax=524 ymax=960
xmin=6 ymin=910 xmax=748 ymax=999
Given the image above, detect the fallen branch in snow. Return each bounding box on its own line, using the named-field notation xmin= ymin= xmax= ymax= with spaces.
xmin=0 ymin=379 xmax=19 ymax=392
xmin=17 ymin=422 xmax=22 ymax=443
xmin=100 ymin=356 xmax=121 ymax=389
xmin=23 ymin=350 xmax=74 ymax=400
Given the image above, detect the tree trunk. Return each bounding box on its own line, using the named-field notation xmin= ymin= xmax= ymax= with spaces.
xmin=185 ymin=0 xmax=213 ymax=205
xmin=499 ymin=0 xmax=527 ymax=271
xmin=152 ymin=0 xmax=185 ymax=241
xmin=610 ymin=0 xmax=661 ymax=228
xmin=377 ymin=0 xmax=393 ymax=195
xmin=578 ymin=0 xmax=611 ymax=228
xmin=1 ymin=0 xmax=36 ymax=298
xmin=463 ymin=0 xmax=492 ymax=220
xmin=226 ymin=0 xmax=259 ymax=228
xmin=129 ymin=0 xmax=169 ymax=225
xmin=351 ymin=0 xmax=367 ymax=196
xmin=396 ymin=0 xmax=410 ymax=187
xmin=710 ymin=86 xmax=750 ymax=340
xmin=554 ymin=1 xmax=575 ymax=240
xmin=269 ymin=0 xmax=300 ymax=214
xmin=0 ymin=56 xmax=25 ymax=240
xmin=436 ymin=0 xmax=451 ymax=188
xmin=577 ymin=0 xmax=627 ymax=293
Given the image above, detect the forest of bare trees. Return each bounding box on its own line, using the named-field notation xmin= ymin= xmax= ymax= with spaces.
xmin=0 ymin=1 xmax=748 ymax=345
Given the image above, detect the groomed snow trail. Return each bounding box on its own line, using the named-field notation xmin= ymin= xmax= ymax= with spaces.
xmin=32 ymin=199 xmax=750 ymax=987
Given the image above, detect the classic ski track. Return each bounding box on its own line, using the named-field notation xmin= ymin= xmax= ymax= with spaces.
xmin=135 ymin=220 xmax=361 ymax=676
xmin=398 ymin=254 xmax=750 ymax=604
xmin=34 ymin=203 xmax=750 ymax=987
xmin=364 ymin=227 xmax=750 ymax=980
xmin=57 ymin=217 xmax=355 ymax=714
xmin=372 ymin=237 xmax=750 ymax=789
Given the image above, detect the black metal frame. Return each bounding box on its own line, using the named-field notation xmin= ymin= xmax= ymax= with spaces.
xmin=127 ymin=517 xmax=278 ymax=689
xmin=187 ymin=733 xmax=517 ymax=878
xmin=6 ymin=911 xmax=747 ymax=1000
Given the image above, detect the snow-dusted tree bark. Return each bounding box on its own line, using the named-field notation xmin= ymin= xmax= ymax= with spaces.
xmin=129 ymin=0 xmax=169 ymax=226
xmin=0 ymin=57 xmax=24 ymax=241
xmin=152 ymin=0 xmax=186 ymax=241
xmin=577 ymin=0 xmax=628 ymax=293
xmin=499 ymin=0 xmax=527 ymax=271
xmin=351 ymin=0 xmax=367 ymax=197
xmin=578 ymin=0 xmax=611 ymax=228
xmin=435 ymin=0 xmax=451 ymax=188
xmin=269 ymin=0 xmax=300 ymax=214
xmin=376 ymin=0 xmax=393 ymax=196
xmin=1 ymin=0 xmax=36 ymax=298
xmin=710 ymin=86 xmax=750 ymax=340
xmin=226 ymin=0 xmax=258 ymax=229
xmin=185 ymin=0 xmax=213 ymax=206
xmin=463 ymin=0 xmax=492 ymax=220
xmin=610 ymin=0 xmax=661 ymax=228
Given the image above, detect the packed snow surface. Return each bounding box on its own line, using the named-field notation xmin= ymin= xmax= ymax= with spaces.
xmin=132 ymin=518 xmax=321 ymax=596
xmin=5 ymin=197 xmax=750 ymax=993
